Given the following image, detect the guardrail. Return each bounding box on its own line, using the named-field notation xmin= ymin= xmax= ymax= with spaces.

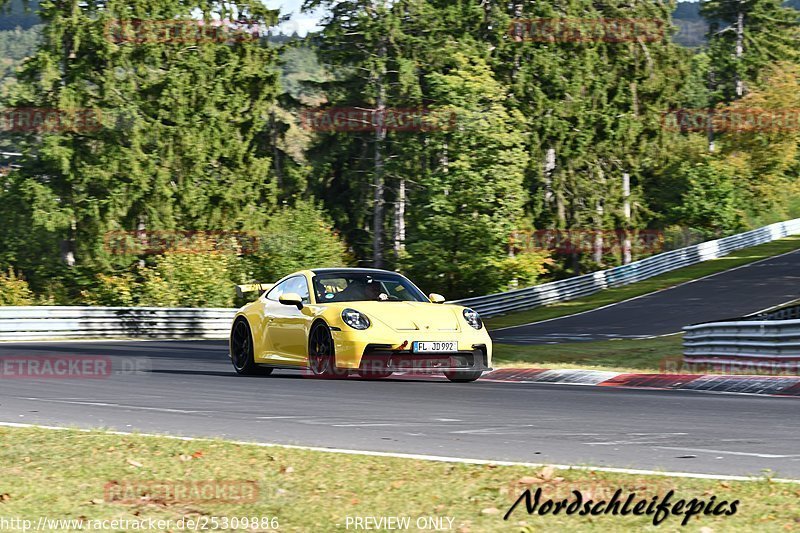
xmin=0 ymin=306 xmax=235 ymax=341
xmin=453 ymin=218 xmax=800 ymax=317
xmin=747 ymin=303 xmax=800 ymax=321
xmin=683 ymin=308 xmax=800 ymax=366
xmin=1 ymin=218 xmax=799 ymax=341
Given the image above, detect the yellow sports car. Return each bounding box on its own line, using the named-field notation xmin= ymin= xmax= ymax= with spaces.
xmin=229 ymin=268 xmax=492 ymax=382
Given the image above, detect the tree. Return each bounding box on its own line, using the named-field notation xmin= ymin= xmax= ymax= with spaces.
xmin=713 ymin=62 xmax=800 ymax=222
xmin=0 ymin=267 xmax=34 ymax=305
xmin=1 ymin=0 xmax=282 ymax=298
xmin=671 ymin=160 xmax=743 ymax=235
xmin=242 ymin=199 xmax=352 ymax=283
xmin=402 ymin=52 xmax=530 ymax=298
xmin=702 ymin=0 xmax=800 ymax=102
xmin=303 ymin=0 xmax=395 ymax=267
xmin=303 ymin=0 xmax=436 ymax=267
xmin=487 ymin=0 xmax=690 ymax=268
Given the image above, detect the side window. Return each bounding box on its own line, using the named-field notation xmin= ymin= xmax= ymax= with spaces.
xmin=286 ymin=276 xmax=310 ymax=303
xmin=266 ymin=278 xmax=291 ymax=302
xmin=267 ymin=276 xmax=310 ymax=303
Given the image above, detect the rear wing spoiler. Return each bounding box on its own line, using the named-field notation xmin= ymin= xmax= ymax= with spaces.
xmin=235 ymin=283 xmax=274 ymax=299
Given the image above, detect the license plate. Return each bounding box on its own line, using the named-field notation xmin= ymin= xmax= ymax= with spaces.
xmin=412 ymin=341 xmax=457 ymax=353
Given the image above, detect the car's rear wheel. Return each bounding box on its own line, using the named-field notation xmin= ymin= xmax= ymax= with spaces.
xmin=231 ymin=318 xmax=273 ymax=376
xmin=308 ymin=322 xmax=348 ymax=378
xmin=356 ymin=370 xmax=394 ymax=379
xmin=444 ymin=370 xmax=482 ymax=383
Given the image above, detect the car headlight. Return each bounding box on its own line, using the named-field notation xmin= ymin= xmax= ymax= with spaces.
xmin=342 ymin=308 xmax=370 ymax=330
xmin=463 ymin=308 xmax=483 ymax=330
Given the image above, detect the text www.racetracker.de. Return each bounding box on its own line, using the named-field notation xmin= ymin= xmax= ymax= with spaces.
xmin=0 ymin=516 xmax=279 ymax=531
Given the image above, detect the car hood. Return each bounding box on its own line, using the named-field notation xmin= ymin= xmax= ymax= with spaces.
xmin=343 ymin=301 xmax=463 ymax=332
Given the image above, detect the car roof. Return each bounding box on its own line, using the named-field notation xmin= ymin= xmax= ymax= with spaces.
xmin=310 ymin=267 xmax=401 ymax=276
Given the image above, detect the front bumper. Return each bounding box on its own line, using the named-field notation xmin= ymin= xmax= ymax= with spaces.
xmin=330 ymin=327 xmax=493 ymax=372
xmin=358 ymin=345 xmax=492 ymax=373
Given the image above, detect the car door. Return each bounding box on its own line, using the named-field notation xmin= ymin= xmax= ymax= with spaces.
xmin=265 ymin=275 xmax=311 ymax=364
xmin=255 ymin=278 xmax=291 ymax=363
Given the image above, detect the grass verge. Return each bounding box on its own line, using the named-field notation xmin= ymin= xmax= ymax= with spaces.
xmin=492 ymin=335 xmax=683 ymax=374
xmin=485 ymin=235 xmax=800 ymax=331
xmin=1 ymin=426 xmax=797 ymax=532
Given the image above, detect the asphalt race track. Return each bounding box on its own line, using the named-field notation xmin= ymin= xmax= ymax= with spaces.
xmin=2 ymin=251 xmax=800 ymax=479
xmin=1 ymin=340 xmax=799 ymax=479
xmin=491 ymin=249 xmax=800 ymax=344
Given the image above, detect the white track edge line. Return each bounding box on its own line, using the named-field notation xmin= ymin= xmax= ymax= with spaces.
xmin=0 ymin=422 xmax=797 ymax=483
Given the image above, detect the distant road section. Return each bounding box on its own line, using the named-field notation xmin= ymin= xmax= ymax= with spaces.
xmin=491 ymin=249 xmax=800 ymax=345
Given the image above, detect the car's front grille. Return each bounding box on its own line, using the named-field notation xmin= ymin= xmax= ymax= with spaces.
xmin=360 ymin=344 xmax=488 ymax=372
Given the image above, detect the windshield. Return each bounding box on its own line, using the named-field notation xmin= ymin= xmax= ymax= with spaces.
xmin=312 ymin=272 xmax=428 ymax=303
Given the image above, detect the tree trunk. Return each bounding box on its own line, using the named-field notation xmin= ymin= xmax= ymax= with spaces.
xmin=593 ymin=200 xmax=604 ymax=265
xmin=622 ymin=173 xmax=632 ymax=264
xmin=707 ymin=69 xmax=716 ymax=152
xmin=393 ymin=178 xmax=406 ymax=257
xmin=735 ymin=9 xmax=745 ymax=98
xmin=372 ymin=39 xmax=387 ymax=268
xmin=544 ymin=147 xmax=556 ymax=205
xmin=270 ymin=108 xmax=282 ymax=191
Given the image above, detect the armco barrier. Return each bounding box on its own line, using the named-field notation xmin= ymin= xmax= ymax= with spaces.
xmin=1 ymin=219 xmax=799 ymax=340
xmin=0 ymin=306 xmax=235 ymax=341
xmin=452 ymin=218 xmax=800 ymax=316
xmin=683 ymin=304 xmax=800 ymax=366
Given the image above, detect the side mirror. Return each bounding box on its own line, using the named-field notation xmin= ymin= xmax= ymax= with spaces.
xmin=429 ymin=293 xmax=446 ymax=304
xmin=279 ymin=292 xmax=304 ymax=310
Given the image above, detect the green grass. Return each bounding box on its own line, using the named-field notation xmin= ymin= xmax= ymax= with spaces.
xmin=485 ymin=235 xmax=800 ymax=331
xmin=0 ymin=426 xmax=797 ymax=532
xmin=493 ymin=335 xmax=683 ymax=374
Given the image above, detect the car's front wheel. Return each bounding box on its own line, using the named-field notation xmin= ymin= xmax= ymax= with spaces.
xmin=308 ymin=322 xmax=348 ymax=378
xmin=443 ymin=370 xmax=482 ymax=383
xmin=230 ymin=318 xmax=273 ymax=376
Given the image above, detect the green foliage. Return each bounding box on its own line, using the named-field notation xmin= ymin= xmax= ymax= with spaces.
xmin=79 ymin=271 xmax=138 ymax=307
xmin=402 ymin=53 xmax=530 ymax=298
xmin=2 ymin=0 xmax=283 ymax=289
xmin=497 ymin=252 xmax=555 ymax=291
xmin=244 ymin=199 xmax=351 ymax=283
xmin=671 ymin=162 xmax=744 ymax=235
xmin=81 ymin=236 xmax=244 ymax=308
xmin=138 ymin=249 xmax=238 ymax=308
xmin=2 ymin=0 xmax=800 ymax=306
xmin=0 ymin=267 xmax=34 ymax=305
xmin=0 ymin=25 xmax=40 ymax=81
xmin=702 ymin=0 xmax=800 ymax=103
xmin=657 ymin=62 xmax=800 ymax=234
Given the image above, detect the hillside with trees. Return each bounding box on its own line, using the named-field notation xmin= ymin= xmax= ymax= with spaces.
xmin=0 ymin=0 xmax=799 ymax=304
